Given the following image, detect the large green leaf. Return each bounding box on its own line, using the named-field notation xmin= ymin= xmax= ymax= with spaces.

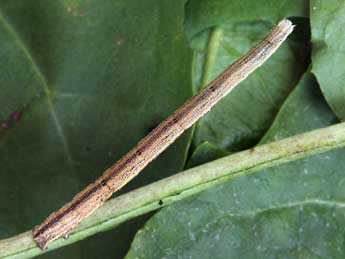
xmin=0 ymin=1 xmax=192 ymax=258
xmin=126 ymin=73 xmax=345 ymax=258
xmin=186 ymin=0 xmax=309 ymax=151
xmin=311 ymin=0 xmax=345 ymax=119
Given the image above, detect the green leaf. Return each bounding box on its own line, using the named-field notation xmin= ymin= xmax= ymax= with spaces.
xmin=186 ymin=141 xmax=229 ymax=169
xmin=0 ymin=1 xmax=192 ymax=258
xmin=187 ymin=0 xmax=309 ymax=151
xmin=126 ymin=73 xmax=345 ymax=258
xmin=311 ymin=0 xmax=345 ymax=119
xmin=185 ymin=0 xmax=309 ymax=38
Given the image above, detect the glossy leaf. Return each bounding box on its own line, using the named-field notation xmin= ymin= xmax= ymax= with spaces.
xmin=126 ymin=73 xmax=345 ymax=258
xmin=186 ymin=0 xmax=309 ymax=151
xmin=311 ymin=0 xmax=345 ymax=119
xmin=0 ymin=1 xmax=192 ymax=258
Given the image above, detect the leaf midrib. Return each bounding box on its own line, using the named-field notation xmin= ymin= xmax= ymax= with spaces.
xmin=0 ymin=10 xmax=76 ymax=174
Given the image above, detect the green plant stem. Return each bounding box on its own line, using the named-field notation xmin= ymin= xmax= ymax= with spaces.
xmin=1 ymin=122 xmax=345 ymax=259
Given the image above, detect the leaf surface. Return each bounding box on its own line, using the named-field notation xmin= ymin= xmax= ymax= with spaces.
xmin=0 ymin=1 xmax=192 ymax=258
xmin=185 ymin=0 xmax=308 ymax=38
xmin=311 ymin=0 xmax=345 ymax=119
xmin=126 ymin=73 xmax=345 ymax=259
xmin=187 ymin=0 xmax=309 ymax=151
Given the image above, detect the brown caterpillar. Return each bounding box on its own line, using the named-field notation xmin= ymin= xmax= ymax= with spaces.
xmin=33 ymin=19 xmax=294 ymax=249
